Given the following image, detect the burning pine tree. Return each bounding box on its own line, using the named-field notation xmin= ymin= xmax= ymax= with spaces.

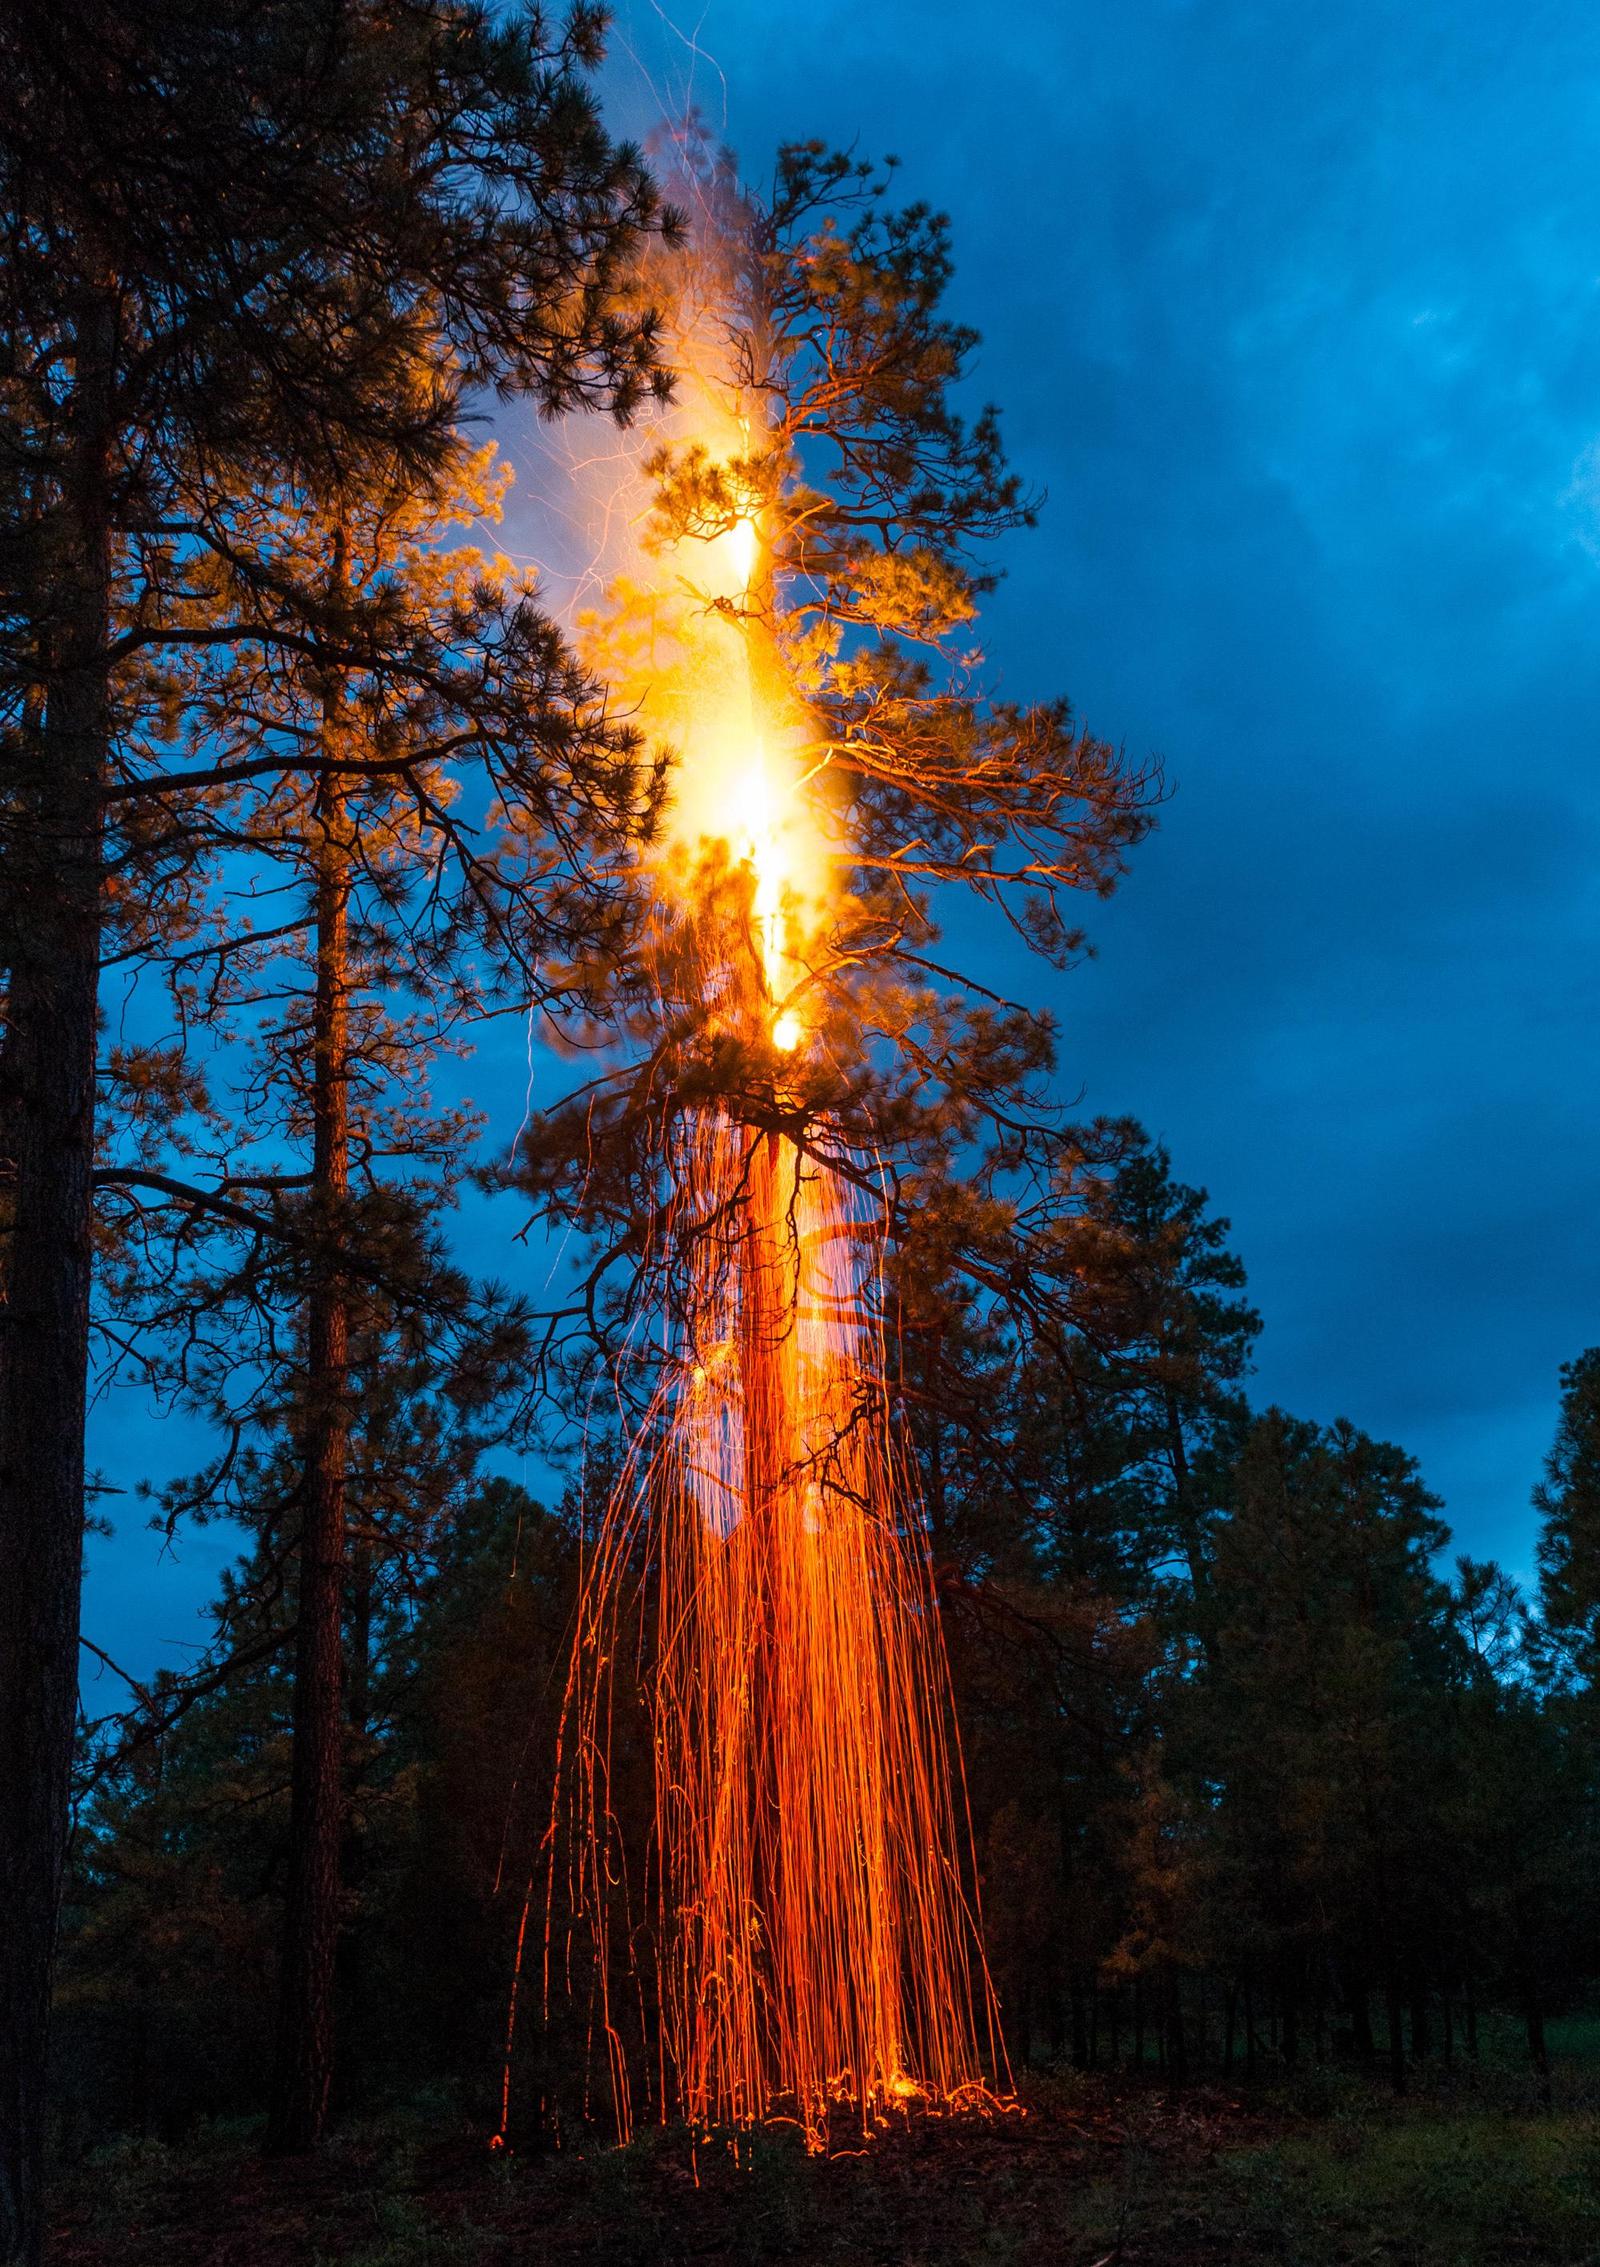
xmin=508 ymin=132 xmax=1154 ymax=2149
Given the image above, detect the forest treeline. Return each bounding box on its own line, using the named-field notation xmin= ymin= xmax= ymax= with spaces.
xmin=1 ymin=7 xmax=1596 ymax=2259
xmin=54 ymin=1137 xmax=1600 ymax=2147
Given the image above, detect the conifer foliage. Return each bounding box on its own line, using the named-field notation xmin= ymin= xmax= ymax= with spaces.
xmin=1535 ymin=1347 xmax=1600 ymax=1687
xmin=515 ymin=131 xmax=1155 ymax=1389
xmin=0 ymin=7 xmax=670 ymax=2253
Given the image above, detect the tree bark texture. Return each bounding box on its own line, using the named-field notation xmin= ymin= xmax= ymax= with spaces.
xmin=0 ymin=284 xmax=114 ymax=2267
xmin=268 ymin=633 xmax=352 ymax=2156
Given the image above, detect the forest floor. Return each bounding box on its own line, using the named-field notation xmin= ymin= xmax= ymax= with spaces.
xmin=49 ymin=2031 xmax=1600 ymax=2267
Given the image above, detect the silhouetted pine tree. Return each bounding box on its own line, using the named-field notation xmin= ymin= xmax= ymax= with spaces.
xmin=0 ymin=7 xmax=668 ymax=2239
xmin=94 ymin=426 xmax=659 ymax=2149
xmin=1535 ymin=1347 xmax=1600 ymax=1690
xmin=1191 ymin=1413 xmax=1451 ymax=2089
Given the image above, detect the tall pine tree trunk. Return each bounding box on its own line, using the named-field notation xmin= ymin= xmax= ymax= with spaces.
xmin=1385 ymin=1968 xmax=1408 ymax=2097
xmin=0 ymin=282 xmax=114 ymax=2267
xmin=269 ymin=605 xmax=352 ymax=2155
xmin=1519 ymin=1938 xmax=1551 ymax=2108
xmin=337 ymin=1521 xmax=375 ymax=2109
xmin=1163 ymin=1387 xmax=1209 ymax=1606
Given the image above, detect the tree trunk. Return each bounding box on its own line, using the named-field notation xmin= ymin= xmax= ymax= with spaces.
xmin=1163 ymin=1389 xmax=1211 ymax=1611
xmin=346 ymin=1526 xmax=373 ymax=1743
xmin=1522 ymin=1971 xmax=1551 ymax=2107
xmin=1350 ymin=1982 xmax=1375 ymax=2065
xmin=1384 ymin=1970 xmax=1407 ymax=2097
xmin=335 ymin=1522 xmax=375 ymax=2110
xmin=1165 ymin=1970 xmax=1188 ymax=2085
xmin=1510 ymin=1900 xmax=1549 ymax=2106
xmin=268 ymin=616 xmax=352 ymax=2155
xmin=0 ymin=283 xmax=115 ymax=2267
xmin=736 ymin=1122 xmax=804 ymax=2069
xmin=1279 ymin=1967 xmax=1299 ymax=2069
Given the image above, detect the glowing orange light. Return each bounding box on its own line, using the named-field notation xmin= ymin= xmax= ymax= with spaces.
xmin=545 ymin=1114 xmax=1005 ymax=2148
xmin=517 ymin=410 xmax=1006 ymax=2155
xmin=727 ymin=508 xmax=759 ymax=593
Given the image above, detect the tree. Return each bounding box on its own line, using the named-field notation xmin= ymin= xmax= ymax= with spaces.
xmin=1193 ymin=1411 xmax=1452 ymax=2087
xmin=1080 ymin=1138 xmax=1259 ymax=1603
xmin=0 ymin=7 xmax=668 ymax=2246
xmin=1534 ymin=1347 xmax=1600 ymax=1689
xmin=938 ymin=1133 xmax=1259 ymax=1609
xmin=897 ymin=1136 xmax=1255 ymax=2074
xmin=515 ymin=131 xmax=1155 ymax=1411
xmin=480 ymin=130 xmax=1158 ymax=2140
xmin=1441 ymin=1559 xmax=1579 ymax=2099
xmin=1522 ymin=1349 xmax=1600 ymax=2088
xmin=93 ymin=422 xmax=656 ymax=2149
xmin=57 ymin=1470 xmax=575 ymax=2148
xmin=883 ymin=1135 xmax=1253 ymax=2080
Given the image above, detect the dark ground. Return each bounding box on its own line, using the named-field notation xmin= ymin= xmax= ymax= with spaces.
xmin=48 ymin=2027 xmax=1600 ymax=2266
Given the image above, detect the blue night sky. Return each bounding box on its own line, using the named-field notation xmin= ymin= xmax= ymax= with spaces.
xmin=85 ymin=1 xmax=1600 ymax=1688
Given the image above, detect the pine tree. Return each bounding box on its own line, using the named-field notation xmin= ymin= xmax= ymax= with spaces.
xmin=904 ymin=1136 xmax=1253 ymax=2079
xmin=1534 ymin=1347 xmax=1600 ymax=1688
xmin=92 ymin=424 xmax=654 ymax=2150
xmin=946 ymin=1132 xmax=1260 ymax=1609
xmin=1442 ymin=1559 xmax=1579 ymax=2097
xmin=0 ymin=10 xmax=668 ymax=2244
xmin=57 ymin=1468 xmax=568 ymax=2144
xmin=505 ymin=142 xmax=1157 ymax=2109
xmin=1194 ymin=1411 xmax=1451 ymax=2087
xmin=515 ymin=131 xmax=1154 ymax=1410
xmin=1084 ymin=1138 xmax=1259 ymax=1602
